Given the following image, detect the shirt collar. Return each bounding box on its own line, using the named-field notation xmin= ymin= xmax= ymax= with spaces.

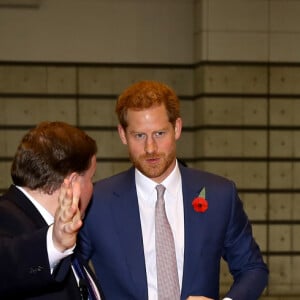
xmin=135 ymin=160 xmax=181 ymax=201
xmin=15 ymin=185 xmax=54 ymax=225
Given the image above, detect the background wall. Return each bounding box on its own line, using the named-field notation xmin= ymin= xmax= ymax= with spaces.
xmin=0 ymin=0 xmax=194 ymax=63
xmin=1 ymin=0 xmax=300 ymax=299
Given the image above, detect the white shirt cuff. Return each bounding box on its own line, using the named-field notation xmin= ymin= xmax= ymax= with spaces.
xmin=47 ymin=224 xmax=75 ymax=273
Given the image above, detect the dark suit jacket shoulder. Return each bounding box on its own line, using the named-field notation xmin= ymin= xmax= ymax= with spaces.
xmin=0 ymin=185 xmax=87 ymax=300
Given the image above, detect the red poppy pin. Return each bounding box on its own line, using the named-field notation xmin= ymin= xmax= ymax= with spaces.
xmin=192 ymin=187 xmax=208 ymax=213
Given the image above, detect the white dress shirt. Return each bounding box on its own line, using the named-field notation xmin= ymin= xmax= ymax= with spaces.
xmin=135 ymin=161 xmax=184 ymax=300
xmin=135 ymin=164 xmax=232 ymax=300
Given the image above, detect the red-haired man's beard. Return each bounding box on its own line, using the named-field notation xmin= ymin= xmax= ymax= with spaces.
xmin=129 ymin=149 xmax=176 ymax=181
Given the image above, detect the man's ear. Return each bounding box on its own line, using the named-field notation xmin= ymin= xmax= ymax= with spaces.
xmin=67 ymin=172 xmax=79 ymax=185
xmin=118 ymin=124 xmax=128 ymax=145
xmin=174 ymin=118 xmax=182 ymax=140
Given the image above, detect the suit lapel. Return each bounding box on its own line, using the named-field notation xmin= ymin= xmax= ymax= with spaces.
xmin=109 ymin=168 xmax=148 ymax=298
xmin=180 ymin=167 xmax=208 ymax=296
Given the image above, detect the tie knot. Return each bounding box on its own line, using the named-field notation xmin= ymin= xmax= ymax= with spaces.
xmin=156 ymin=184 xmax=166 ymax=200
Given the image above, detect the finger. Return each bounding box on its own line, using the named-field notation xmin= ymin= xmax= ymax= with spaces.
xmin=60 ymin=194 xmax=81 ymax=225
xmin=59 ymin=179 xmax=73 ymax=208
xmin=60 ymin=205 xmax=77 ymax=223
xmin=58 ymin=180 xmax=68 ymax=205
xmin=71 ymin=181 xmax=81 ymax=210
xmin=55 ymin=181 xmax=82 ymax=230
xmin=64 ymin=215 xmax=82 ymax=233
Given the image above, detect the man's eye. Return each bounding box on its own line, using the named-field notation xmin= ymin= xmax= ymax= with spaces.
xmin=155 ymin=131 xmax=165 ymax=137
xmin=135 ymin=133 xmax=145 ymax=139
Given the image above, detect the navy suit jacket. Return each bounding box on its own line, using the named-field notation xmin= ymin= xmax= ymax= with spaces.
xmin=0 ymin=185 xmax=103 ymax=300
xmin=80 ymin=164 xmax=268 ymax=299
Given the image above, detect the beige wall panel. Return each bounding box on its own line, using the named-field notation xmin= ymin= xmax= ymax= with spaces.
xmin=0 ymin=66 xmax=76 ymax=94
xmin=78 ymin=99 xmax=117 ymax=127
xmin=151 ymin=69 xmax=194 ymax=97
xmin=269 ymin=193 xmax=293 ymax=220
xmin=198 ymin=161 xmax=267 ymax=189
xmin=196 ymin=130 xmax=243 ymax=157
xmin=0 ymin=98 xmax=77 ymax=125
xmin=94 ymin=161 xmax=131 ymax=181
xmin=292 ymin=225 xmax=300 ymax=251
xmin=195 ymin=97 xmax=268 ymax=126
xmin=252 ymin=224 xmax=267 ymax=252
xmin=271 ymin=1 xmax=300 ymax=32
xmin=268 ymin=255 xmax=300 ymax=295
xmin=238 ymin=162 xmax=267 ymax=189
xmin=194 ymin=0 xmax=208 ymax=32
xmin=270 ymin=33 xmax=300 ymax=62
xmin=295 ymin=131 xmax=300 ymax=157
xmin=194 ymin=66 xmax=205 ymax=94
xmin=78 ymin=67 xmax=193 ymax=96
xmin=207 ymin=32 xmax=269 ymax=62
xmin=37 ymin=98 xmax=77 ymax=124
xmin=193 ymin=130 xmax=205 ymax=157
xmin=270 ymin=99 xmax=300 ymax=125
xmin=177 ymin=131 xmax=194 ymax=159
xmin=270 ymin=130 xmax=293 ymax=157
xmin=190 ymin=161 xmax=204 ymax=171
xmin=194 ymin=32 xmax=208 ymax=62
xmin=0 ymin=129 xmax=27 ymax=157
xmin=291 ymin=257 xmax=300 ymax=293
xmin=79 ymin=67 xmax=151 ymax=95
xmin=46 ymin=66 xmax=76 ymax=94
xmin=94 ymin=162 xmax=110 ymax=182
xmin=292 ymin=193 xmax=300 ymax=220
xmin=268 ymin=257 xmax=295 ymax=294
xmin=243 ymin=130 xmax=268 ymax=157
xmin=207 ymin=0 xmax=268 ymax=31
xmin=195 ymin=65 xmax=268 ymax=94
xmin=87 ymin=131 xmax=127 ymax=158
xmin=270 ymin=67 xmax=300 ymax=94
xmin=0 ymin=66 xmax=47 ymax=93
xmin=269 ymin=225 xmax=291 ymax=251
xmin=294 ymin=162 xmax=300 ymax=188
xmin=219 ymin=258 xmax=233 ymax=295
xmin=219 ymin=258 xmax=232 ymax=284
xmin=180 ymin=101 xmax=194 ymax=128
xmin=292 ymin=99 xmax=300 ymax=126
xmin=200 ymin=1 xmax=269 ymax=61
xmin=195 ymin=130 xmax=267 ymax=157
xmin=0 ymin=162 xmax=12 ymax=189
xmin=243 ymin=98 xmax=268 ymax=125
xmin=195 ymin=98 xmax=243 ymax=126
xmin=241 ymin=193 xmax=267 ymax=220
xmin=219 ymin=283 xmax=232 ymax=296
xmin=0 ymin=0 xmax=193 ymax=64
xmin=269 ymin=162 xmax=293 ymax=189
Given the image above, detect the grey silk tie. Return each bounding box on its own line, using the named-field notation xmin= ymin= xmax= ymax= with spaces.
xmin=155 ymin=184 xmax=180 ymax=300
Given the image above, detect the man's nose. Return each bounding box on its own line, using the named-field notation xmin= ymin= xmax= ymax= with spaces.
xmin=144 ymin=137 xmax=157 ymax=154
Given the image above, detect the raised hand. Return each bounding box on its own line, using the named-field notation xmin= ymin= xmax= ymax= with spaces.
xmin=52 ymin=179 xmax=82 ymax=252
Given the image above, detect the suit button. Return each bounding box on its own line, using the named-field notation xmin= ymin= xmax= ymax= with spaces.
xmin=29 ymin=266 xmax=44 ymax=274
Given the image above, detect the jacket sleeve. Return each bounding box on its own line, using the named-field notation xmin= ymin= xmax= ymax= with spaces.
xmin=0 ymin=227 xmax=70 ymax=296
xmin=223 ymin=182 xmax=269 ymax=300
